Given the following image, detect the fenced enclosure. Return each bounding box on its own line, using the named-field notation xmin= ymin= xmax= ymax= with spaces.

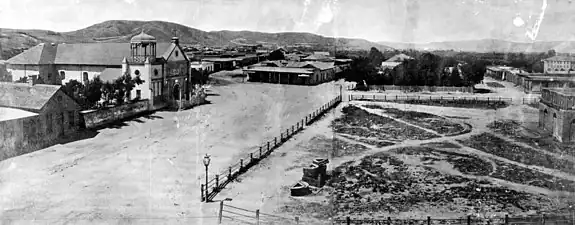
xmin=349 ymin=94 xmax=541 ymax=105
xmin=367 ymin=85 xmax=474 ymax=93
xmin=201 ymin=95 xmax=343 ymax=202
xmin=335 ymin=213 xmax=575 ymax=225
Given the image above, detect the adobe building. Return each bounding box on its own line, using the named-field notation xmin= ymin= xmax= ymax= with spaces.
xmin=0 ymin=82 xmax=82 ymax=161
xmin=244 ymin=61 xmax=337 ymax=85
xmin=7 ymin=31 xmax=196 ymax=109
xmin=539 ymin=88 xmax=575 ymax=142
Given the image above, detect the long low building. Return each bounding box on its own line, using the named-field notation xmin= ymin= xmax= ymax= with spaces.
xmin=506 ymin=72 xmax=575 ymax=94
xmin=243 ymin=61 xmax=339 ymax=85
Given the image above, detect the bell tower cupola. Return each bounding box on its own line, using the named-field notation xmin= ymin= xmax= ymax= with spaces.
xmin=130 ymin=30 xmax=157 ymax=63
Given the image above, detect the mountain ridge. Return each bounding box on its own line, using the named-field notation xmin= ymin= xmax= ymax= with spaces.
xmin=378 ymin=39 xmax=575 ymax=53
xmin=0 ymin=20 xmax=392 ymax=59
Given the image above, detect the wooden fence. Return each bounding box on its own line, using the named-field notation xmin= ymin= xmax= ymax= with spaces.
xmin=335 ymin=213 xmax=575 ymax=225
xmin=349 ymin=94 xmax=541 ymax=105
xmin=368 ymin=85 xmax=474 ymax=93
xmin=218 ymin=202 xmax=306 ymax=224
xmin=201 ymin=95 xmax=343 ymax=202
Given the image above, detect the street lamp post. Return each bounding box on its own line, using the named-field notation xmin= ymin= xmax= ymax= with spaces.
xmin=203 ymin=154 xmax=211 ymax=202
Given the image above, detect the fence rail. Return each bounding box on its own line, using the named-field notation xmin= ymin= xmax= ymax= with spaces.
xmin=349 ymin=94 xmax=541 ymax=105
xmin=368 ymin=85 xmax=474 ymax=93
xmin=335 ymin=213 xmax=575 ymax=225
xmin=201 ymin=95 xmax=343 ymax=202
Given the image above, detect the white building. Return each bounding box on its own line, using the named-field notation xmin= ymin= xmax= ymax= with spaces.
xmin=543 ymin=56 xmax=575 ymax=74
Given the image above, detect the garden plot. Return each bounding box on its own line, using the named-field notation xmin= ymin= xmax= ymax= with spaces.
xmin=363 ymin=105 xmax=469 ymax=136
xmin=338 ymin=134 xmax=396 ymax=148
xmin=488 ymin=120 xmax=575 ymax=158
xmin=326 ymin=151 xmax=554 ymax=218
xmin=331 ymin=106 xmax=440 ymax=142
xmin=490 ymin=158 xmax=575 ymax=193
xmin=457 ymin=133 xmax=575 ymax=175
xmin=390 ymin=147 xmax=493 ymax=176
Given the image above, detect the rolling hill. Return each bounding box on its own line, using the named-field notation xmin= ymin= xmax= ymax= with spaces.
xmin=378 ymin=39 xmax=575 ymax=53
xmin=0 ymin=20 xmax=392 ymax=59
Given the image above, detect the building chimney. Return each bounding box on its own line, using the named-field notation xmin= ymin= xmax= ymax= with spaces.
xmin=171 ymin=37 xmax=179 ymax=45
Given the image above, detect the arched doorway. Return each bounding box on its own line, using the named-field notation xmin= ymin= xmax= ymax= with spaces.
xmin=173 ymin=84 xmax=181 ymax=100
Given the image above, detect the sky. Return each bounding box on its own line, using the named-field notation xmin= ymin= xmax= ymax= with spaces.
xmin=0 ymin=0 xmax=575 ymax=43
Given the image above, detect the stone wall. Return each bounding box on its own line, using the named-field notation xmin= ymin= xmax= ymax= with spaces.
xmin=81 ymin=100 xmax=150 ymax=129
xmin=539 ymin=102 xmax=575 ymax=142
xmin=0 ymin=115 xmax=56 ymax=161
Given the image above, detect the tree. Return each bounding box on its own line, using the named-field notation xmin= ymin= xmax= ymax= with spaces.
xmin=62 ymin=80 xmax=86 ymax=106
xmin=268 ymin=49 xmax=285 ymax=61
xmin=112 ymin=72 xmax=144 ymax=104
xmin=547 ymin=49 xmax=556 ymax=57
xmin=101 ymin=82 xmax=115 ymax=105
xmin=367 ymin=47 xmax=385 ymax=69
xmin=448 ymin=66 xmax=463 ymax=87
xmin=84 ymin=77 xmax=103 ymax=108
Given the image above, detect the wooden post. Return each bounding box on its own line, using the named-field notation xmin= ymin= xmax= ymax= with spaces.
xmin=467 ymin=215 xmax=471 ymax=225
xmin=274 ymin=137 xmax=277 ymax=146
xmin=250 ymin=153 xmax=253 ymax=163
xmin=240 ymin=159 xmax=243 ymax=171
xmin=259 ymin=147 xmax=262 ymax=158
xmin=280 ymin=132 xmax=283 ymax=141
xmin=256 ymin=209 xmax=260 ymax=225
xmin=267 ymin=142 xmax=270 ymax=152
xmin=347 ymin=216 xmax=351 ymax=225
xmin=201 ymin=184 xmax=204 ymax=201
xmin=295 ymin=216 xmax=300 ymax=225
xmin=505 ymin=215 xmax=509 ymax=225
xmin=228 ymin=167 xmax=232 ymax=180
xmin=387 ymin=217 xmax=391 ymax=225
xmin=427 ymin=216 xmax=431 ymax=225
xmin=215 ymin=175 xmax=219 ymax=190
xmin=384 ymin=95 xmax=387 ymax=101
xmin=218 ymin=201 xmax=224 ymax=224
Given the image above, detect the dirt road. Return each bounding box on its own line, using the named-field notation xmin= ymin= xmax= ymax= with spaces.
xmin=0 ymin=78 xmax=342 ymax=224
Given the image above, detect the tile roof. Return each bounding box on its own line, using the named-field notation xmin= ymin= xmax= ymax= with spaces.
xmin=244 ymin=67 xmax=314 ymax=74
xmin=8 ymin=43 xmax=173 ymax=66
xmin=543 ymin=56 xmax=575 ymax=62
xmin=385 ymin=53 xmax=413 ymax=62
xmin=306 ymin=61 xmax=335 ymax=70
xmin=0 ymin=82 xmax=62 ymax=111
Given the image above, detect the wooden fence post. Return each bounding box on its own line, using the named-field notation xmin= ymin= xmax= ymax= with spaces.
xmin=256 ymin=209 xmax=260 ymax=225
xmin=259 ymin=146 xmax=262 ymax=158
xmin=267 ymin=142 xmax=270 ymax=152
xmin=505 ymin=215 xmax=508 ymax=225
xmin=250 ymin=153 xmax=253 ymax=163
xmin=387 ymin=216 xmax=391 ymax=225
xmin=384 ymin=95 xmax=387 ymax=101
xmin=427 ymin=216 xmax=431 ymax=225
xmin=201 ymin=184 xmax=204 ymax=201
xmin=274 ymin=137 xmax=277 ymax=146
xmin=215 ymin=175 xmax=219 ymax=190
xmin=347 ymin=216 xmax=351 ymax=225
xmin=467 ymin=215 xmax=471 ymax=225
xmin=240 ymin=159 xmax=243 ymax=171
xmin=228 ymin=167 xmax=232 ymax=180
xmin=280 ymin=132 xmax=283 ymax=141
xmin=218 ymin=201 xmax=224 ymax=224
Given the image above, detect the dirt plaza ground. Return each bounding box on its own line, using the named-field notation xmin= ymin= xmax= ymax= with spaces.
xmin=1 ymin=75 xmax=574 ymax=225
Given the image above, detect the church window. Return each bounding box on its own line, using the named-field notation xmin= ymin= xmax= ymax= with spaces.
xmin=154 ymin=69 xmax=159 ymax=76
xmin=60 ymin=71 xmax=66 ymax=79
xmin=136 ymin=90 xmax=141 ymax=99
xmin=82 ymin=72 xmax=89 ymax=82
xmin=134 ymin=70 xmax=140 ymax=76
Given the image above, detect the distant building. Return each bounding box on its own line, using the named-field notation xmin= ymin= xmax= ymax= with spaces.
xmin=244 ymin=61 xmax=337 ymax=85
xmin=0 ymin=82 xmax=81 ymax=161
xmin=506 ymin=72 xmax=575 ymax=94
xmin=542 ymin=56 xmax=575 ymax=74
xmin=385 ymin=53 xmax=413 ymax=62
xmin=539 ymin=88 xmax=575 ymax=142
xmin=190 ymin=61 xmax=215 ymax=74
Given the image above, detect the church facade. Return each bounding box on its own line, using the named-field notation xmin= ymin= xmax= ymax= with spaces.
xmin=6 ymin=32 xmax=196 ymax=109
